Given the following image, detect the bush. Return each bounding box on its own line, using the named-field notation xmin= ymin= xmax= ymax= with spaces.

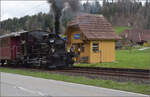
xmin=143 ymin=40 xmax=150 ymax=47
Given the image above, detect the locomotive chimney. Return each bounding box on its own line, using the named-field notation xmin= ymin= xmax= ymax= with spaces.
xmin=54 ymin=13 xmax=60 ymax=34
xmin=48 ymin=0 xmax=64 ymax=34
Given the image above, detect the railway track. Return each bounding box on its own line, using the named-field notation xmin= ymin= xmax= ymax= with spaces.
xmin=1 ymin=66 xmax=149 ymax=79
xmin=53 ymin=67 xmax=150 ymax=79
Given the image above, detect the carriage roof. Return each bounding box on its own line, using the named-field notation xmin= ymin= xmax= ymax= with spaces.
xmin=0 ymin=31 xmax=27 ymax=39
xmin=0 ymin=30 xmax=52 ymax=39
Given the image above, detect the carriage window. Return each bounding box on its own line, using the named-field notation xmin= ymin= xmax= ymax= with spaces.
xmin=5 ymin=39 xmax=8 ymax=47
xmin=1 ymin=40 xmax=4 ymax=47
xmin=81 ymin=43 xmax=84 ymax=52
xmin=0 ymin=40 xmax=1 ymax=47
xmin=8 ymin=38 xmax=10 ymax=46
xmin=3 ymin=39 xmax=9 ymax=47
xmin=93 ymin=43 xmax=99 ymax=52
xmin=3 ymin=39 xmax=6 ymax=47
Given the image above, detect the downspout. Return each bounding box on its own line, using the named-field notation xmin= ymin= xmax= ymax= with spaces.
xmin=100 ymin=50 xmax=102 ymax=63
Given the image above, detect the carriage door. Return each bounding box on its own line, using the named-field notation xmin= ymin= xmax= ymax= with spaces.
xmin=11 ymin=37 xmax=21 ymax=60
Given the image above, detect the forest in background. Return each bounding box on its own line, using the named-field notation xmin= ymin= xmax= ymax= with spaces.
xmin=0 ymin=0 xmax=150 ymax=35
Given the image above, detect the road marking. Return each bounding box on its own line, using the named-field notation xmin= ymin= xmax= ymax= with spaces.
xmin=14 ymin=86 xmax=47 ymax=96
xmin=37 ymin=91 xmax=47 ymax=96
xmin=1 ymin=81 xmax=50 ymax=96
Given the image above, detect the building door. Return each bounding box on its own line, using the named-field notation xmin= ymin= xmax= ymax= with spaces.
xmin=72 ymin=43 xmax=81 ymax=63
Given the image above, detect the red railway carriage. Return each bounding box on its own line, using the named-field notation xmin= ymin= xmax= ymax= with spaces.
xmin=0 ymin=30 xmax=75 ymax=68
xmin=0 ymin=31 xmax=26 ymax=65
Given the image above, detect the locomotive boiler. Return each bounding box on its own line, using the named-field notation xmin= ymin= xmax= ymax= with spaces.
xmin=0 ymin=30 xmax=74 ymax=68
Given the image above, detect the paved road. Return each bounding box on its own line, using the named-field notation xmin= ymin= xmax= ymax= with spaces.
xmin=0 ymin=72 xmax=148 ymax=97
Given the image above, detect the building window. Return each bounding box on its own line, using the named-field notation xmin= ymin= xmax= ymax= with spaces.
xmin=81 ymin=43 xmax=84 ymax=52
xmin=78 ymin=44 xmax=80 ymax=48
xmin=93 ymin=43 xmax=99 ymax=52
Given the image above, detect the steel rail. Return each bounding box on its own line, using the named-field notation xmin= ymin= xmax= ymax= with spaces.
xmin=54 ymin=67 xmax=150 ymax=79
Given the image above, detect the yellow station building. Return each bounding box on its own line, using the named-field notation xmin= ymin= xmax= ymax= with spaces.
xmin=65 ymin=14 xmax=121 ymax=64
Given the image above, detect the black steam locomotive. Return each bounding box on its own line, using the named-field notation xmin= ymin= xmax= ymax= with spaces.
xmin=0 ymin=30 xmax=74 ymax=68
xmin=20 ymin=30 xmax=74 ymax=68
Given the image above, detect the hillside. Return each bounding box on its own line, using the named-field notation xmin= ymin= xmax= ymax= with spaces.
xmin=0 ymin=13 xmax=54 ymax=35
xmin=1 ymin=0 xmax=150 ymax=35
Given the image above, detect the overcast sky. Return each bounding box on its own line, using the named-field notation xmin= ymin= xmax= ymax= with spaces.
xmin=1 ymin=0 xmax=50 ymax=21
xmin=1 ymin=0 xmax=146 ymax=21
xmin=0 ymin=0 xmax=104 ymax=21
xmin=0 ymin=0 xmax=103 ymax=21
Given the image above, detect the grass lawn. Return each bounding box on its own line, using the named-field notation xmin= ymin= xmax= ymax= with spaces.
xmin=75 ymin=48 xmax=150 ymax=69
xmin=0 ymin=67 xmax=149 ymax=95
xmin=114 ymin=26 xmax=131 ymax=34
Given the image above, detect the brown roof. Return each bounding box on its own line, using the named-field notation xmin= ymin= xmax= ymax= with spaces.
xmin=67 ymin=14 xmax=121 ymax=40
xmin=122 ymin=28 xmax=150 ymax=42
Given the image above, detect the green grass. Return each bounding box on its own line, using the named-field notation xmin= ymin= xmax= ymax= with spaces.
xmin=75 ymin=49 xmax=150 ymax=69
xmin=0 ymin=67 xmax=149 ymax=95
xmin=114 ymin=26 xmax=131 ymax=34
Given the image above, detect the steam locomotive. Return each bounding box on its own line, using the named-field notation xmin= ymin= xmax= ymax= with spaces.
xmin=0 ymin=30 xmax=74 ymax=68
